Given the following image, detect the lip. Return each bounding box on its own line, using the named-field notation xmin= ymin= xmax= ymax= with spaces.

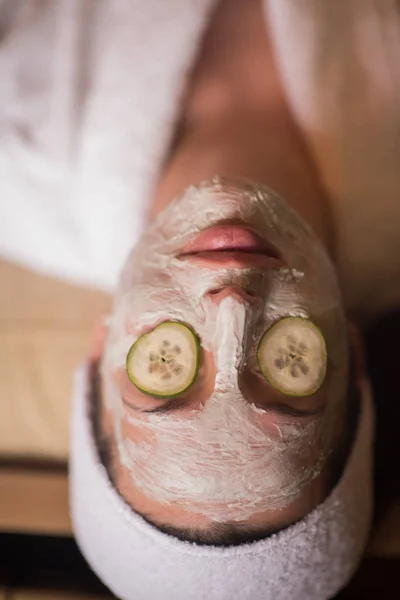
xmin=178 ymin=224 xmax=283 ymax=269
xmin=179 ymin=251 xmax=282 ymax=269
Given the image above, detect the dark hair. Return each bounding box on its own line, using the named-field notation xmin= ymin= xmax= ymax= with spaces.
xmin=90 ymin=359 xmax=359 ymax=547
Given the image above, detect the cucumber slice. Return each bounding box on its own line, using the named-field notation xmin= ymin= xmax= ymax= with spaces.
xmin=257 ymin=317 xmax=327 ymax=397
xmin=126 ymin=322 xmax=200 ymax=398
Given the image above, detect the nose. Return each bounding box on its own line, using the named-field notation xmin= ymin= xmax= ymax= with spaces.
xmin=206 ymin=286 xmax=257 ymax=306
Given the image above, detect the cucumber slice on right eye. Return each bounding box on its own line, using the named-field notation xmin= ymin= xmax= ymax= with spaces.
xmin=126 ymin=322 xmax=200 ymax=398
xmin=257 ymin=317 xmax=327 ymax=397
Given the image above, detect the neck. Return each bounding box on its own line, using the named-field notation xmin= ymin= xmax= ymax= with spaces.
xmin=148 ymin=0 xmax=334 ymax=258
xmin=150 ymin=112 xmax=334 ymax=258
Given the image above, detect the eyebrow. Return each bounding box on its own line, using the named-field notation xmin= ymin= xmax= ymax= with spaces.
xmin=264 ymin=402 xmax=324 ymax=418
xmin=122 ymin=396 xmax=323 ymax=418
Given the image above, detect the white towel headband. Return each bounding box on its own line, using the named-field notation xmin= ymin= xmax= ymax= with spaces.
xmin=70 ymin=364 xmax=374 ymax=600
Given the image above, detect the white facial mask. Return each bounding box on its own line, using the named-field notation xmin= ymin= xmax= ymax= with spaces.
xmin=102 ymin=177 xmax=348 ymax=521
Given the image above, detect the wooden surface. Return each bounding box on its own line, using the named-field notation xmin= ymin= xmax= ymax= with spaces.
xmin=0 ymin=469 xmax=71 ymax=536
xmin=0 ymin=260 xmax=111 ymax=460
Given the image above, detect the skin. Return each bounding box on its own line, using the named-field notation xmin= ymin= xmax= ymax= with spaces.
xmin=94 ymin=0 xmax=365 ymax=533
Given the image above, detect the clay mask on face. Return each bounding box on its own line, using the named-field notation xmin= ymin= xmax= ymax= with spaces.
xmin=102 ymin=177 xmax=348 ymax=521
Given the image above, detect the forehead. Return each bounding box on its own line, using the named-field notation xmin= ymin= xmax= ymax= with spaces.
xmin=101 ymin=363 xmax=330 ymax=522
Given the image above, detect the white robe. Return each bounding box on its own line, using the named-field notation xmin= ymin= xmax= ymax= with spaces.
xmin=0 ymin=0 xmax=399 ymax=319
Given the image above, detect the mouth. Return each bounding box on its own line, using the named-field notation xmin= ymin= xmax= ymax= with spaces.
xmin=178 ymin=223 xmax=283 ymax=269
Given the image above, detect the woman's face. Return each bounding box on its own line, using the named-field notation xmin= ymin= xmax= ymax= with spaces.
xmin=101 ymin=178 xmax=349 ymax=528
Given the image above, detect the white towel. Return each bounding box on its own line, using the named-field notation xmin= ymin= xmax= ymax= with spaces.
xmin=70 ymin=362 xmax=374 ymax=600
xmin=0 ymin=0 xmax=216 ymax=290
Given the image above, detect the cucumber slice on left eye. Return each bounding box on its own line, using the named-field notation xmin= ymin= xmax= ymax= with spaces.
xmin=126 ymin=322 xmax=200 ymax=398
xmin=257 ymin=317 xmax=327 ymax=397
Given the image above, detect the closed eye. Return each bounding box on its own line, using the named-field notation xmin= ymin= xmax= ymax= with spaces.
xmin=122 ymin=395 xmax=193 ymax=415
